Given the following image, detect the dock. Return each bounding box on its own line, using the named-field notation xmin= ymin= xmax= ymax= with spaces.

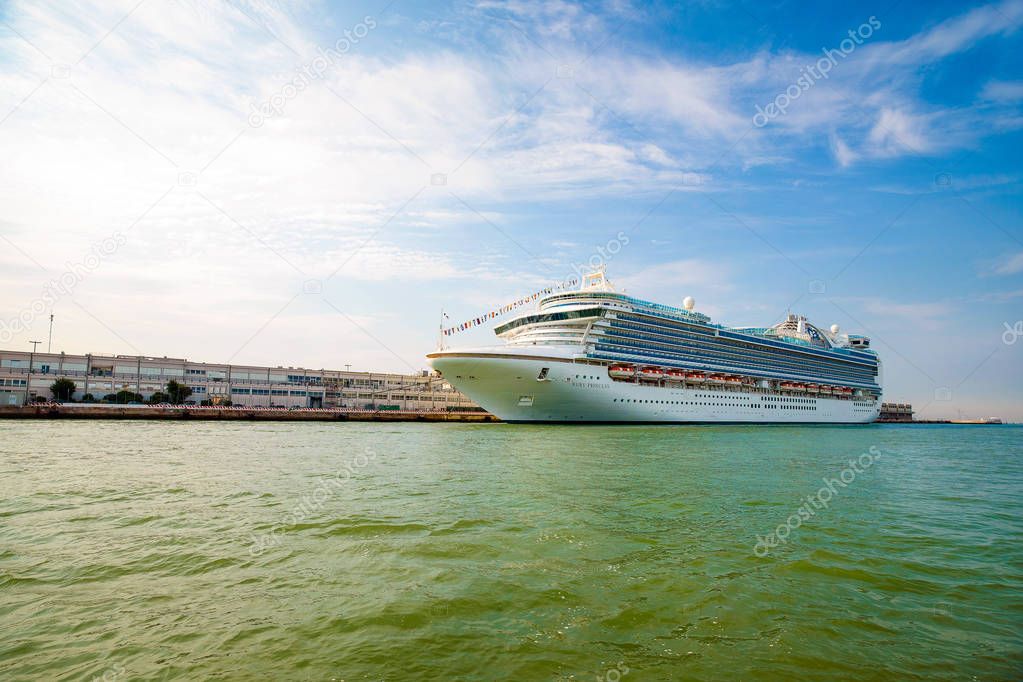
xmin=0 ymin=405 xmax=500 ymax=422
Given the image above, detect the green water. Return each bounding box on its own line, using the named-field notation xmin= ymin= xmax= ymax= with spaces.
xmin=2 ymin=422 xmax=1021 ymax=681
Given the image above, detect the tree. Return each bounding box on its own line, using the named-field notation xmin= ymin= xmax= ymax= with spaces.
xmin=148 ymin=391 xmax=170 ymax=404
xmin=112 ymin=389 xmax=143 ymax=404
xmin=50 ymin=377 xmax=76 ymax=401
xmin=166 ymin=380 xmax=193 ymax=405
xmin=81 ymin=393 xmax=95 ymax=402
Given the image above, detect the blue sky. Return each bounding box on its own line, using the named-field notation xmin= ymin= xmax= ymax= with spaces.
xmin=0 ymin=0 xmax=1021 ymax=419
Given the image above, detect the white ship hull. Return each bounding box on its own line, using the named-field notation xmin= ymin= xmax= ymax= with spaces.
xmin=429 ymin=350 xmax=880 ymax=424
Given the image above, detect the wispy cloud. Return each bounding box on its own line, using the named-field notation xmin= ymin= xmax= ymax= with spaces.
xmin=981 ymin=79 xmax=1023 ymax=102
xmin=991 ymin=251 xmax=1023 ymax=275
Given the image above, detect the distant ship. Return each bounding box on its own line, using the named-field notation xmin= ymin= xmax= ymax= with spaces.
xmin=428 ymin=269 xmax=882 ymax=423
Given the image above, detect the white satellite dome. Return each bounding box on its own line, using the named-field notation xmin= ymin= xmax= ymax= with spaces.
xmin=682 ymin=296 xmax=695 ymax=311
xmin=830 ymin=324 xmax=840 ymax=334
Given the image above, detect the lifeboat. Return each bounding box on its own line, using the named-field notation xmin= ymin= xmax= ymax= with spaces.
xmin=685 ymin=372 xmax=706 ymax=382
xmin=806 ymin=384 xmax=819 ymax=393
xmin=639 ymin=366 xmax=665 ymax=381
xmin=707 ymin=374 xmax=727 ymax=385
xmin=840 ymin=387 xmax=853 ymax=396
xmin=819 ymin=386 xmax=833 ymax=395
xmin=608 ymin=364 xmax=635 ymax=380
xmin=665 ymin=369 xmax=687 ymax=381
xmin=725 ymin=375 xmax=743 ymax=385
xmin=780 ymin=381 xmax=796 ymax=391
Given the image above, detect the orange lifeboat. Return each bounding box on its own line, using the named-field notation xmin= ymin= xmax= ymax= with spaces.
xmin=806 ymin=384 xmax=819 ymax=393
xmin=686 ymin=372 xmax=706 ymax=382
xmin=639 ymin=366 xmax=665 ymax=381
xmin=608 ymin=364 xmax=635 ymax=380
xmin=665 ymin=369 xmax=687 ymax=381
xmin=725 ymin=375 xmax=743 ymax=385
xmin=707 ymin=374 xmax=727 ymax=385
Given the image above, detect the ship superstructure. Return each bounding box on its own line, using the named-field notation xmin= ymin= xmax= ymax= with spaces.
xmin=427 ymin=269 xmax=881 ymax=423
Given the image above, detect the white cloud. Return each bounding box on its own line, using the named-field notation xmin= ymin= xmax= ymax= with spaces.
xmin=981 ymin=80 xmax=1023 ymax=102
xmin=867 ymin=108 xmax=934 ymax=157
xmin=830 ymin=134 xmax=858 ymax=167
xmin=616 ymin=259 xmax=734 ymax=302
xmin=993 ymin=252 xmax=1023 ymax=275
xmin=638 ymin=143 xmax=675 ymax=166
xmin=854 ymin=297 xmax=951 ymax=331
xmin=870 ymin=0 xmax=1023 ymax=66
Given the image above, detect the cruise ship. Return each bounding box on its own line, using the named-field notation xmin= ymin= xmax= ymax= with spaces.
xmin=427 ymin=269 xmax=881 ymax=423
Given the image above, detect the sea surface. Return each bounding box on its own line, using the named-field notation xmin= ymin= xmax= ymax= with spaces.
xmin=1 ymin=421 xmax=1021 ymax=681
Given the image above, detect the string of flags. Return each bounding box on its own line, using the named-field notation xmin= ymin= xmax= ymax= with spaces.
xmin=442 ymin=278 xmax=579 ymax=336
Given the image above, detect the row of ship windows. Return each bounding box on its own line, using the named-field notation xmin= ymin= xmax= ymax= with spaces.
xmin=614 ymin=398 xmax=751 ymax=406
xmin=611 ymin=398 xmax=815 ymax=409
xmin=595 ymin=342 xmax=874 ymax=387
xmin=616 ymin=312 xmax=872 ymax=364
xmin=512 ymin=315 xmax=870 ymax=379
xmin=602 ymin=327 xmax=875 ymax=383
xmin=694 ymin=393 xmax=745 ymax=399
xmin=607 ymin=321 xmax=876 ymax=377
xmin=519 ymin=322 xmax=874 ymax=385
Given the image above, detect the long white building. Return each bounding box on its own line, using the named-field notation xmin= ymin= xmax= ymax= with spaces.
xmin=0 ymin=349 xmax=479 ymax=411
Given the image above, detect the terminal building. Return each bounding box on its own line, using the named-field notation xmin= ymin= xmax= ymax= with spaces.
xmin=0 ymin=349 xmax=480 ymax=411
xmin=878 ymin=402 xmax=914 ymax=422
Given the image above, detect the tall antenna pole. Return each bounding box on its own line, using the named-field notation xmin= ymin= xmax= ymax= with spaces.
xmin=47 ymin=314 xmax=54 ymax=352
